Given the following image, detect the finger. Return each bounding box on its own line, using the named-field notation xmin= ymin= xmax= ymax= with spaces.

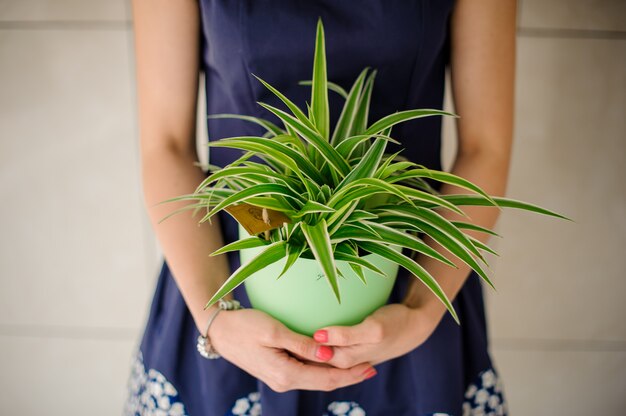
xmin=324 ymin=345 xmax=371 ymax=370
xmin=274 ymin=326 xmax=335 ymax=363
xmin=295 ymin=361 xmax=377 ymax=391
xmin=296 ymin=359 xmax=335 ymax=368
xmin=314 ymin=318 xmax=384 ymax=347
xmin=286 ymin=359 xmax=376 ymax=392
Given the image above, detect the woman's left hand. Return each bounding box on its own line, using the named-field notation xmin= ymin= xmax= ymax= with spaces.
xmin=313 ymin=303 xmax=445 ymax=369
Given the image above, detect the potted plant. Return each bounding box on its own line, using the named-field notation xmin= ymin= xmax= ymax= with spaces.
xmin=166 ymin=19 xmax=567 ymax=336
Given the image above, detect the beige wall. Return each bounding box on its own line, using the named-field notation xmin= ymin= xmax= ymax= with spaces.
xmin=0 ymin=0 xmax=624 ymax=414
xmin=442 ymin=1 xmax=626 ymax=413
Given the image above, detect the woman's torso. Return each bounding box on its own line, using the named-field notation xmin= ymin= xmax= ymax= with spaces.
xmin=134 ymin=2 xmax=499 ymax=415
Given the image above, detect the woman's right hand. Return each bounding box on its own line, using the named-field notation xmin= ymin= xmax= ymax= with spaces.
xmin=209 ymin=308 xmax=377 ymax=392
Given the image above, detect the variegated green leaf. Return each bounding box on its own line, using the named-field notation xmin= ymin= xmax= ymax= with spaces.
xmin=358 ymin=241 xmax=459 ymax=324
xmin=245 ymin=197 xmax=296 ymax=215
xmin=337 ymin=137 xmax=388 ymax=189
xmin=197 ymin=166 xmax=302 ymax=195
xmin=205 ymin=241 xmax=287 ymax=308
xmin=350 ymin=69 xmax=377 ymax=137
xmin=441 ymin=195 xmax=571 ymax=221
xmin=363 ymin=109 xmax=456 ymax=136
xmin=451 ymin=221 xmax=501 ymax=238
xmin=332 ymin=243 xmax=367 ymax=284
xmin=349 ymin=263 xmax=366 ymax=284
xmin=207 ymin=113 xmax=284 ymax=136
xmin=330 ymin=223 xmax=456 ymax=269
xmin=333 ymin=251 xmax=386 ymax=279
xmin=277 ymin=242 xmax=306 ymax=279
xmin=467 ymin=236 xmax=499 ymax=257
xmin=257 ymin=102 xmax=351 ymax=177
xmin=208 ymin=183 xmax=303 ymax=220
xmin=157 ymin=202 xmax=207 ymax=224
xmin=393 ymin=184 xmax=466 ymax=216
xmin=341 ymin=221 xmax=383 ymax=239
xmin=159 ymin=188 xmax=235 ymax=206
xmin=271 ymin=133 xmax=308 ymax=154
xmin=373 ymin=150 xmax=404 ymax=178
xmin=381 ymin=206 xmax=485 ymax=262
xmin=335 ymin=134 xmax=399 ymax=160
xmin=325 ymin=185 xmax=396 ymax=215
xmin=329 ymin=177 xmax=414 ymax=209
xmin=210 ymin=236 xmax=270 ymax=257
xmin=298 ymin=80 xmax=349 ymax=99
xmin=311 ymin=18 xmax=330 ymax=140
xmin=393 ymin=215 xmax=495 ymax=289
xmin=376 ymin=160 xmax=416 ymax=179
xmin=345 ymin=210 xmax=378 ymax=222
xmin=292 ymin=200 xmax=335 ymax=219
xmin=388 ymin=168 xmax=496 ymax=206
xmin=252 ymin=75 xmax=316 ymax=131
xmin=301 ymin=219 xmax=340 ymax=303
xmin=331 ymin=68 xmax=369 ymax=145
xmin=326 ymin=201 xmax=359 ymax=235
xmin=209 ymin=136 xmax=325 ymax=184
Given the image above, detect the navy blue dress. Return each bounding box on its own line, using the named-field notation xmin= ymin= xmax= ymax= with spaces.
xmin=124 ymin=1 xmax=508 ymax=415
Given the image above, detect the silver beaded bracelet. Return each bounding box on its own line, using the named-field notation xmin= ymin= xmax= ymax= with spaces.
xmin=196 ymin=299 xmax=244 ymax=359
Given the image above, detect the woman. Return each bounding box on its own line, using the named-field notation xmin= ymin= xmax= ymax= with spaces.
xmin=125 ymin=1 xmax=515 ymax=415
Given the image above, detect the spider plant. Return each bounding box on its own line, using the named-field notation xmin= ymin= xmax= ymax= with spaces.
xmin=167 ymin=18 xmax=567 ymax=324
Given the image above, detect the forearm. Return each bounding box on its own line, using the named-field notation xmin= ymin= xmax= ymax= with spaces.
xmin=402 ymin=149 xmax=510 ymax=321
xmin=403 ymin=0 xmax=516 ymax=323
xmin=131 ymin=0 xmax=229 ymax=333
xmin=142 ymin=145 xmax=230 ymax=332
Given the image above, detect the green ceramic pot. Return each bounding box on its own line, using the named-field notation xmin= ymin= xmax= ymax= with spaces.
xmin=238 ymin=223 xmax=401 ymax=336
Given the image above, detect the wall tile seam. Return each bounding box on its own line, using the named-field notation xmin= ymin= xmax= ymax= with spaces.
xmin=0 ymin=324 xmax=140 ymax=341
xmin=518 ymin=26 xmax=626 ymax=40
xmin=2 ymin=326 xmax=626 ymax=351
xmin=1 ymin=21 xmax=624 ymax=39
xmin=0 ymin=20 xmax=131 ymax=31
xmin=493 ymin=337 xmax=626 ymax=352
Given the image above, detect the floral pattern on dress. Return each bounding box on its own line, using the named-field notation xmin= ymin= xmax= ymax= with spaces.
xmin=462 ymin=368 xmax=508 ymax=416
xmin=124 ymin=350 xmax=189 ymax=416
xmin=323 ymin=401 xmax=366 ymax=416
xmin=226 ymin=391 xmax=262 ymax=416
xmin=221 ymin=367 xmax=507 ymax=416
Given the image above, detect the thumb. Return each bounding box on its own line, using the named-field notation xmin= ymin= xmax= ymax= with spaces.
xmin=276 ymin=326 xmax=335 ymax=363
xmin=314 ymin=318 xmax=383 ymax=347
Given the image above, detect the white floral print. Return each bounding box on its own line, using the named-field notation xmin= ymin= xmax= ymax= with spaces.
xmin=475 ymin=389 xmax=489 ymax=405
xmin=227 ymin=391 xmax=262 ymax=416
xmin=123 ymin=350 xmax=189 ymax=416
xmin=462 ymin=369 xmax=508 ymax=416
xmin=215 ymin=367 xmax=506 ymax=416
xmin=324 ymin=401 xmax=366 ymax=416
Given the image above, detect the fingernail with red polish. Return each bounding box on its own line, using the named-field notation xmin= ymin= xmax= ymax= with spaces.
xmin=313 ymin=330 xmax=328 ymax=343
xmin=315 ymin=345 xmax=333 ymax=361
xmin=362 ymin=368 xmax=377 ymax=380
